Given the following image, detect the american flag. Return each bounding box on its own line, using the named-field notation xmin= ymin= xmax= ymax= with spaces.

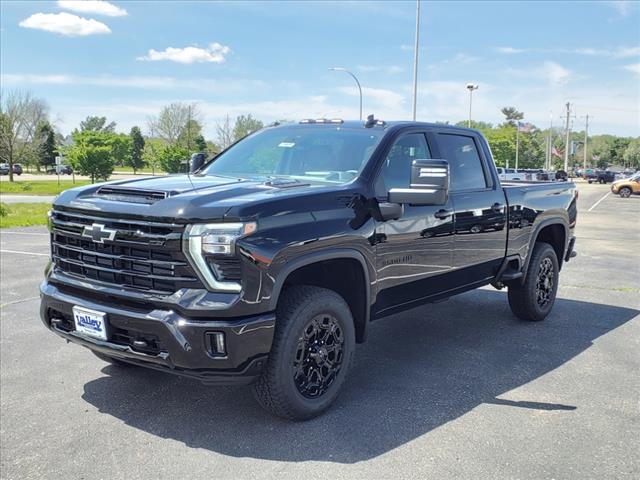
xmin=517 ymin=122 xmax=535 ymax=133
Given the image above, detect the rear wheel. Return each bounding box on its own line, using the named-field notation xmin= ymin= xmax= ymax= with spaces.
xmin=508 ymin=242 xmax=559 ymax=322
xmin=619 ymin=187 xmax=632 ymax=198
xmin=252 ymin=285 xmax=355 ymax=421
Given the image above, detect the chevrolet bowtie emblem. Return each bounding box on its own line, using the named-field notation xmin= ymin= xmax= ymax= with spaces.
xmin=82 ymin=223 xmax=117 ymax=243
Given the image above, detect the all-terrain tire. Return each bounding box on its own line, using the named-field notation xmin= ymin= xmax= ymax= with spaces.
xmin=508 ymin=242 xmax=559 ymax=322
xmin=252 ymin=285 xmax=355 ymax=421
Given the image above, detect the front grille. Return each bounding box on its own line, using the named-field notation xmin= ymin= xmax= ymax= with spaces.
xmin=50 ymin=209 xmax=200 ymax=295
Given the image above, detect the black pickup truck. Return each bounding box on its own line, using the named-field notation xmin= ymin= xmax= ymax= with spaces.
xmin=41 ymin=119 xmax=577 ymax=420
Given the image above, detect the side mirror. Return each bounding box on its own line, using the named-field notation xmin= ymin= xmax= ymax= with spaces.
xmin=190 ymin=153 xmax=207 ymax=173
xmin=388 ymin=159 xmax=449 ymax=206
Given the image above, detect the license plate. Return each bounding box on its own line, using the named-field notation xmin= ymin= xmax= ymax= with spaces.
xmin=72 ymin=306 xmax=108 ymax=341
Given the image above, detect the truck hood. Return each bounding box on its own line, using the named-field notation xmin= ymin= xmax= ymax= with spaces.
xmin=53 ymin=174 xmax=357 ymax=223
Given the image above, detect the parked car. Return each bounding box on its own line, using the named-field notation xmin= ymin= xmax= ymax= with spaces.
xmin=0 ymin=163 xmax=22 ymax=175
xmin=47 ymin=165 xmax=73 ymax=175
xmin=587 ymin=170 xmax=615 ymax=184
xmin=41 ymin=119 xmax=578 ymax=420
xmin=611 ymin=172 xmax=640 ymax=198
xmin=496 ymin=167 xmax=523 ymax=181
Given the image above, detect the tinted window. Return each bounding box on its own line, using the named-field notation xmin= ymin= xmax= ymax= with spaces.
xmin=437 ymin=134 xmax=487 ymax=191
xmin=378 ymin=133 xmax=431 ymax=190
xmin=202 ymin=126 xmax=384 ymax=185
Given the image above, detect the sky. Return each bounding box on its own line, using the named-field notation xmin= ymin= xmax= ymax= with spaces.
xmin=1 ymin=0 xmax=639 ymax=138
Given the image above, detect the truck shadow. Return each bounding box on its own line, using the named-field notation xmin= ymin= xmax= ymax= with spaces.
xmin=81 ymin=289 xmax=638 ymax=463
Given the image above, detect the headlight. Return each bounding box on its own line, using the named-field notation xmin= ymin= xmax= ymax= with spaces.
xmin=184 ymin=222 xmax=256 ymax=292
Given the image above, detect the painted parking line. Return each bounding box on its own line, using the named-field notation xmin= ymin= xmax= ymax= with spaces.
xmin=588 ymin=192 xmax=611 ymax=212
xmin=0 ymin=231 xmax=49 ymax=236
xmin=0 ymin=249 xmax=49 ymax=257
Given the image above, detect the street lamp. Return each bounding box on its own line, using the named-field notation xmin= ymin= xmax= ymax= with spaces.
xmin=466 ymin=83 xmax=478 ymax=128
xmin=329 ymin=67 xmax=363 ymax=121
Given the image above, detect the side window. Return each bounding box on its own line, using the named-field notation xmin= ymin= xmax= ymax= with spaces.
xmin=378 ymin=133 xmax=431 ymax=190
xmin=437 ymin=134 xmax=487 ymax=191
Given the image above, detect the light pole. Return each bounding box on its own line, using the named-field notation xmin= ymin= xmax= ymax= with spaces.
xmin=466 ymin=83 xmax=478 ymax=128
xmin=329 ymin=67 xmax=362 ymax=121
xmin=411 ymin=0 xmax=421 ymax=121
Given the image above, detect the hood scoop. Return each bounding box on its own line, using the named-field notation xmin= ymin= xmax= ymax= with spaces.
xmin=95 ymin=186 xmax=168 ymax=204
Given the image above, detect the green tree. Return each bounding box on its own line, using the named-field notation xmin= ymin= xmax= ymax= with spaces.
xmin=177 ymin=119 xmax=203 ymax=150
xmin=233 ymin=114 xmax=264 ymax=141
xmin=79 ymin=116 xmax=116 ymax=133
xmin=36 ymin=121 xmax=57 ymax=168
xmin=128 ymin=126 xmax=145 ymax=173
xmin=194 ymin=134 xmax=207 ymax=153
xmin=0 ymin=90 xmax=49 ymax=181
xmin=484 ymin=127 xmax=516 ymax=167
xmin=67 ymin=144 xmax=113 ymax=182
xmin=623 ymin=138 xmax=640 ymax=168
xmin=149 ymin=102 xmax=202 ymax=146
xmin=109 ymin=134 xmax=131 ymax=167
xmin=500 ymin=106 xmax=524 ymax=126
xmin=158 ymin=144 xmax=189 ymax=173
xmin=142 ymin=138 xmax=164 ymax=175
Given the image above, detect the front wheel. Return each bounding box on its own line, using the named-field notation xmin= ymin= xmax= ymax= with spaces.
xmin=252 ymin=285 xmax=355 ymax=421
xmin=507 ymin=242 xmax=559 ymax=322
xmin=619 ymin=187 xmax=632 ymax=198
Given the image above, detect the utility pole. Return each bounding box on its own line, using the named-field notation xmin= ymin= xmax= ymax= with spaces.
xmin=515 ymin=122 xmax=520 ymax=170
xmin=411 ymin=0 xmax=420 ymax=121
xmin=546 ymin=112 xmax=553 ymax=171
xmin=583 ymin=114 xmax=589 ymax=172
xmin=563 ymin=102 xmax=571 ymax=172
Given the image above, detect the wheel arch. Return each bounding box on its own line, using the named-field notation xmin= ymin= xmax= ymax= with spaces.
xmin=521 ymin=220 xmax=568 ymax=282
xmin=269 ymin=249 xmax=372 ymax=343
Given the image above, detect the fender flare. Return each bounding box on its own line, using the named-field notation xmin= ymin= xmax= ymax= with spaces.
xmin=268 ymin=248 xmax=372 ymax=328
xmin=520 ymin=218 xmax=569 ymax=283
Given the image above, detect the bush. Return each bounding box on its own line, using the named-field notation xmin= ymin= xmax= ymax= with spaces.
xmin=0 ymin=203 xmax=8 ymax=218
xmin=159 ymin=144 xmax=189 ymax=174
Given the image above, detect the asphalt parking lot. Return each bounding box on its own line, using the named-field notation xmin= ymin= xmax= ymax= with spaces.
xmin=1 ymin=182 xmax=638 ymax=479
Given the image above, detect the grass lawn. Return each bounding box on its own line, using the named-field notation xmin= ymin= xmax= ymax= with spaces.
xmin=0 ymin=180 xmax=91 ymax=195
xmin=0 ymin=203 xmax=51 ymax=228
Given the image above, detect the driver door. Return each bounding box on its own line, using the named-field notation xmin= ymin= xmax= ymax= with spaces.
xmin=373 ymin=132 xmax=455 ymax=317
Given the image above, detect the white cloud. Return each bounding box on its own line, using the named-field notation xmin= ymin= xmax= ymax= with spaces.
xmin=496 ymin=47 xmax=525 ymax=54
xmin=137 ymin=43 xmax=231 ymax=64
xmin=541 ymin=61 xmax=571 ymax=85
xmin=623 ymin=63 xmax=640 ymax=74
xmin=357 ymin=65 xmax=404 ymax=75
xmin=57 ymin=0 xmax=127 ymax=17
xmin=337 ymin=86 xmax=405 ymax=109
xmin=607 ymin=0 xmax=633 ymax=16
xmin=0 ymin=73 xmax=265 ymax=93
xmin=614 ymin=46 xmax=640 ymax=58
xmin=19 ymin=12 xmax=110 ymax=36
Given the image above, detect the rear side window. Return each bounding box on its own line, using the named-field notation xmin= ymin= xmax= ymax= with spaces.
xmin=437 ymin=134 xmax=487 ymax=191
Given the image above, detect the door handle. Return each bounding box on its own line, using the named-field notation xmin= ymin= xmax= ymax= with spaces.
xmin=491 ymin=202 xmax=504 ymax=212
xmin=434 ymin=209 xmax=454 ymax=219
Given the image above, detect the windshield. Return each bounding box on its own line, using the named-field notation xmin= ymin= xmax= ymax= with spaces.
xmin=201 ymin=126 xmax=384 ymax=185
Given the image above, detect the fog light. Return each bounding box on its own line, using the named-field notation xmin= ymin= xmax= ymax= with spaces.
xmin=206 ymin=332 xmax=226 ymax=357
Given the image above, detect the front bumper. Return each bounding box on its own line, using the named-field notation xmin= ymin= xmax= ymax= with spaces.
xmin=40 ymin=281 xmax=275 ymax=385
